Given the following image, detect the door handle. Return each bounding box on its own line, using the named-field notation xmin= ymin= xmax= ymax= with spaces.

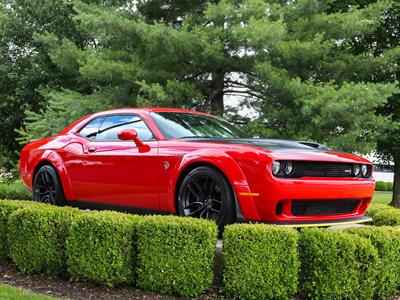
xmin=87 ymin=145 xmax=96 ymax=153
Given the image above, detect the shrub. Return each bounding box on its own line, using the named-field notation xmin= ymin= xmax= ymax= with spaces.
xmin=299 ymin=228 xmax=379 ymax=300
xmin=375 ymin=181 xmax=386 ymax=191
xmin=0 ymin=181 xmax=32 ymax=200
xmin=0 ymin=200 xmax=40 ymax=261
xmin=346 ymin=226 xmax=400 ymax=298
xmin=8 ymin=205 xmax=80 ymax=276
xmin=366 ymin=203 xmax=394 ymax=217
xmin=386 ymin=182 xmax=394 ymax=191
xmin=375 ymin=181 xmax=393 ymax=192
xmin=66 ymin=211 xmax=139 ymax=287
xmin=222 ymin=224 xmax=299 ymax=300
xmin=366 ymin=203 xmax=400 ymax=226
xmin=136 ymin=216 xmax=217 ymax=297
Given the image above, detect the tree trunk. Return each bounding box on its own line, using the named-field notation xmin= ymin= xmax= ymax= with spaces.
xmin=210 ymin=71 xmax=225 ymax=115
xmin=390 ymin=157 xmax=400 ymax=208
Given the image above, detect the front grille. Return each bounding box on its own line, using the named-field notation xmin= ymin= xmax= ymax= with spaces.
xmin=292 ymin=199 xmax=359 ymax=216
xmin=291 ymin=162 xmax=354 ymax=178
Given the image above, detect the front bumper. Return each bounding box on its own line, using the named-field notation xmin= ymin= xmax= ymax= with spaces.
xmin=234 ymin=177 xmax=375 ymax=223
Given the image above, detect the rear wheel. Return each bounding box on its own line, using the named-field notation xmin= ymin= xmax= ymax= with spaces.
xmin=33 ymin=165 xmax=66 ymax=206
xmin=177 ymin=166 xmax=235 ymax=231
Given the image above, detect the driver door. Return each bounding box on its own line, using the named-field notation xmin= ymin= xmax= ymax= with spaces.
xmin=71 ymin=114 xmax=160 ymax=210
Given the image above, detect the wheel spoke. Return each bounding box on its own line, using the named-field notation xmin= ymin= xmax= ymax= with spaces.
xmin=35 ymin=184 xmax=47 ymax=190
xmin=46 ymin=172 xmax=55 ymax=189
xmin=42 ymin=195 xmax=50 ymax=203
xmin=48 ymin=192 xmax=56 ymax=204
xmin=199 ymin=209 xmax=207 ymax=218
xmin=187 ymin=179 xmax=205 ymax=198
xmin=208 ymin=180 xmax=216 ymax=196
xmin=40 ymin=172 xmax=48 ymax=187
xmin=184 ymin=201 xmax=203 ymax=210
xmin=187 ymin=205 xmax=205 ymax=216
xmin=210 ymin=207 xmax=220 ymax=213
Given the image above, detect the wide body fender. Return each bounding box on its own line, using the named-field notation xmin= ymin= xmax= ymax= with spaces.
xmin=164 ymin=149 xmax=261 ymax=220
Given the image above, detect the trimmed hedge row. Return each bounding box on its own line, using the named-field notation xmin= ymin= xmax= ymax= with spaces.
xmin=222 ymin=224 xmax=299 ymax=300
xmin=8 ymin=206 xmax=80 ymax=276
xmin=66 ymin=211 xmax=140 ymax=288
xmin=299 ymin=229 xmax=379 ymax=300
xmin=375 ymin=181 xmax=393 ymax=191
xmin=1 ymin=199 xmax=400 ymax=299
xmin=346 ymin=226 xmax=400 ymax=299
xmin=0 ymin=200 xmax=217 ymax=297
xmin=366 ymin=203 xmax=400 ymax=226
xmin=0 ymin=200 xmax=43 ymax=261
xmin=222 ymin=224 xmax=400 ymax=300
xmin=136 ymin=216 xmax=217 ymax=297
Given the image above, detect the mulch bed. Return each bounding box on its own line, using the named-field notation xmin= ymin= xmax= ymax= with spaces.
xmin=0 ymin=261 xmax=220 ymax=300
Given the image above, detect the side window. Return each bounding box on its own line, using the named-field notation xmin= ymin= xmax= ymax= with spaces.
xmin=95 ymin=115 xmax=154 ymax=141
xmin=78 ymin=117 xmax=104 ymax=140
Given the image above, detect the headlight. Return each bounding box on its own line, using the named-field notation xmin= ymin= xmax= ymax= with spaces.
xmin=283 ymin=161 xmax=294 ymax=175
xmin=361 ymin=164 xmax=369 ymax=177
xmin=272 ymin=161 xmax=281 ymax=175
xmin=353 ymin=164 xmax=361 ymax=176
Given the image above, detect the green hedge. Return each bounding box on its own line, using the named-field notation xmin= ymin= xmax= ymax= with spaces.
xmin=366 ymin=203 xmax=400 ymax=226
xmin=0 ymin=200 xmax=41 ymax=261
xmin=375 ymin=181 xmax=393 ymax=191
xmin=0 ymin=181 xmax=32 ymax=200
xmin=222 ymin=224 xmax=299 ymax=300
xmin=136 ymin=216 xmax=217 ymax=297
xmin=8 ymin=206 xmax=80 ymax=276
xmin=346 ymin=226 xmax=400 ymax=298
xmin=299 ymin=228 xmax=379 ymax=300
xmin=66 ymin=211 xmax=139 ymax=287
xmin=2 ymin=199 xmax=400 ymax=299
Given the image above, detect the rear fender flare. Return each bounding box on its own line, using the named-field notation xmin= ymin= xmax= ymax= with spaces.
xmin=36 ymin=150 xmax=74 ymax=200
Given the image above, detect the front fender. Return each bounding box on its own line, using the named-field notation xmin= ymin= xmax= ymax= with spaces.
xmin=166 ymin=150 xmax=261 ymax=220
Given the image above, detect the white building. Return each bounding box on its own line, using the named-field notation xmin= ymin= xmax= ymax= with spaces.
xmin=364 ymin=155 xmax=394 ymax=183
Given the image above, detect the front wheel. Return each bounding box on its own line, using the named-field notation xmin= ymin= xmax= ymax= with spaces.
xmin=33 ymin=165 xmax=66 ymax=206
xmin=177 ymin=166 xmax=235 ymax=231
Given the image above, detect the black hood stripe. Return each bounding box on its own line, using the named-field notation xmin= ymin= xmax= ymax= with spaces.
xmin=182 ymin=138 xmax=329 ymax=152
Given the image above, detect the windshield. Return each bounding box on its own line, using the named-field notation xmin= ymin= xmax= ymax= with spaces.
xmin=150 ymin=112 xmax=249 ymax=139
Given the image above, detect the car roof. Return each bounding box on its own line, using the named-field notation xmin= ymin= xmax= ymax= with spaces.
xmin=60 ymin=107 xmax=211 ymax=134
xmin=97 ymin=107 xmax=209 ymax=115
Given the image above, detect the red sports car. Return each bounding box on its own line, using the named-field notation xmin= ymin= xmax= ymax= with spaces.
xmin=19 ymin=108 xmax=374 ymax=229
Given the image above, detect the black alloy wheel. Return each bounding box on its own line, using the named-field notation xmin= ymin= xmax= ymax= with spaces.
xmin=178 ymin=166 xmax=235 ymax=231
xmin=33 ymin=165 xmax=66 ymax=206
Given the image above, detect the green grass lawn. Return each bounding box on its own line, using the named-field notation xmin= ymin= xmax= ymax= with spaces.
xmin=372 ymin=191 xmax=392 ymax=205
xmin=0 ymin=284 xmax=59 ymax=300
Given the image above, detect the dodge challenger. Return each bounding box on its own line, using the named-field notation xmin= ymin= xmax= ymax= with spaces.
xmin=19 ymin=108 xmax=374 ymax=230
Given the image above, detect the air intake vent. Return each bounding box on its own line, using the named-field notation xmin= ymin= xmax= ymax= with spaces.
xmin=292 ymin=199 xmax=359 ymax=216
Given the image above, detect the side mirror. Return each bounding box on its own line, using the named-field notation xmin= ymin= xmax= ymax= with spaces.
xmin=117 ymin=129 xmax=150 ymax=153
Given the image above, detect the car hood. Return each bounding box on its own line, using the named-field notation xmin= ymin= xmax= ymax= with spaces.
xmin=183 ymin=138 xmax=329 ymax=152
xmin=182 ymin=137 xmax=371 ymax=163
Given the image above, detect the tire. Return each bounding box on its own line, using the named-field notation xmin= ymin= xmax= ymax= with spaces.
xmin=177 ymin=166 xmax=235 ymax=232
xmin=33 ymin=165 xmax=67 ymax=206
